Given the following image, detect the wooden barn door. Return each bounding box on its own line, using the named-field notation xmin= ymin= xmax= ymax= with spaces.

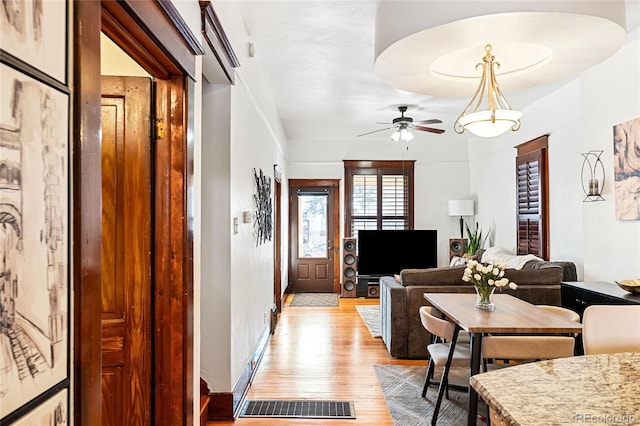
xmin=100 ymin=76 xmax=153 ymax=425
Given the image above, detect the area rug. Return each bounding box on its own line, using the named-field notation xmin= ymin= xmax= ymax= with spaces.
xmin=356 ymin=305 xmax=381 ymax=337
xmin=289 ymin=293 xmax=339 ymax=307
xmin=374 ymin=364 xmax=487 ymax=426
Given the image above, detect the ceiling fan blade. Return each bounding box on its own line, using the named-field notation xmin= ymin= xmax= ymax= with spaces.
xmin=415 ymin=125 xmax=445 ymax=134
xmin=376 ymin=122 xmax=392 ymax=125
xmin=414 ymin=119 xmax=443 ymax=125
xmin=357 ymin=127 xmax=392 ymax=137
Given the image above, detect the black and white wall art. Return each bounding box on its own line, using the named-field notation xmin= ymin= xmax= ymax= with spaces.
xmin=0 ymin=0 xmax=67 ymax=83
xmin=0 ymin=63 xmax=69 ymax=422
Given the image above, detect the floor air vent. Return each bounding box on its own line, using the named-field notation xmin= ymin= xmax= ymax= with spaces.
xmin=240 ymin=400 xmax=355 ymax=419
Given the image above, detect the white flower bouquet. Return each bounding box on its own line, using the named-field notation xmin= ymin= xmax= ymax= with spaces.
xmin=462 ymin=259 xmax=517 ymax=310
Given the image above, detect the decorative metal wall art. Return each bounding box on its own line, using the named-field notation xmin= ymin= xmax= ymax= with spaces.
xmin=613 ymin=117 xmax=640 ymax=220
xmin=253 ymin=168 xmax=273 ymax=246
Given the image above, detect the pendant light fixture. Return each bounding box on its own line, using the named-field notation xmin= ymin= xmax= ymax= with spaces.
xmin=454 ymin=44 xmax=522 ymax=138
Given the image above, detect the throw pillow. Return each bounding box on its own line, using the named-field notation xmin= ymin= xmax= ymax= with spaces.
xmin=482 ymin=246 xmax=543 ymax=270
xmin=449 ymin=256 xmax=467 ymax=267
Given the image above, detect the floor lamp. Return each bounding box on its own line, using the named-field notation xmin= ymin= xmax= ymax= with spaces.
xmin=448 ymin=200 xmax=475 ymax=239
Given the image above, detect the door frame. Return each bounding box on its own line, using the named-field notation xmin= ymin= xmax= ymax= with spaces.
xmin=273 ymin=165 xmax=283 ymax=312
xmin=73 ymin=1 xmax=201 ymax=424
xmin=288 ymin=179 xmax=341 ymax=293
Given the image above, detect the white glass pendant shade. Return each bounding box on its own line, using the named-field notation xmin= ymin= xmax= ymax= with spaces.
xmin=455 ymin=44 xmax=522 ymax=138
xmin=457 ymin=109 xmax=524 ymax=138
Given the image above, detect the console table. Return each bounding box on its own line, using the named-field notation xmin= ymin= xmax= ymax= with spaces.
xmin=561 ymin=281 xmax=640 ymax=317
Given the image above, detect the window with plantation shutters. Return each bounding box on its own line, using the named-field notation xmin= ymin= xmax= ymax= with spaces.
xmin=344 ymin=161 xmax=414 ymax=239
xmin=516 ymin=136 xmax=549 ymax=260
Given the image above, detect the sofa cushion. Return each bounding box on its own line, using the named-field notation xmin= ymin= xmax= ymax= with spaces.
xmin=502 ymin=264 xmax=563 ymax=285
xmin=524 ymin=260 xmax=578 ymax=281
xmin=400 ymin=266 xmax=467 ymax=287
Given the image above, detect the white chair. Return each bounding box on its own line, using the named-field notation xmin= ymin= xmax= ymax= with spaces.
xmin=536 ymin=305 xmax=580 ymax=323
xmin=482 ymin=306 xmax=580 ymax=370
xmin=582 ymin=305 xmax=640 ymax=355
xmin=419 ymin=306 xmax=470 ymax=425
xmin=482 ymin=335 xmax=575 ymax=369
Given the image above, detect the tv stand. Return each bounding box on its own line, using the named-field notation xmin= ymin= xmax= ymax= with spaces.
xmin=357 ymin=275 xmax=381 ymax=298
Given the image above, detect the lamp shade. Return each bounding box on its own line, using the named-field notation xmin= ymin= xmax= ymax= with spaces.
xmin=457 ymin=110 xmax=524 ymax=138
xmin=448 ymin=200 xmax=474 ymax=217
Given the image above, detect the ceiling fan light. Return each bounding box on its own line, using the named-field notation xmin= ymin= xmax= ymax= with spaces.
xmin=391 ymin=130 xmax=401 ymax=142
xmin=400 ymin=128 xmax=414 ymax=141
xmin=458 ymin=109 xmax=523 ymax=138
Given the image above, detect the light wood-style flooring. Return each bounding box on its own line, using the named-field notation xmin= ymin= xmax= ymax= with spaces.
xmin=209 ymin=295 xmax=424 ymax=425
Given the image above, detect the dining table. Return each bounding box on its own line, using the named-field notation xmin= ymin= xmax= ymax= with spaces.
xmin=423 ymin=293 xmax=583 ymax=426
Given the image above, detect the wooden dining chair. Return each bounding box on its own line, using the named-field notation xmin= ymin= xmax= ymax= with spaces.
xmin=582 ymin=305 xmax=640 ymax=354
xmin=419 ymin=306 xmax=471 ymax=425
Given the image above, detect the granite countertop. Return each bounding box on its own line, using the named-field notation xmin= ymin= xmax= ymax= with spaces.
xmin=470 ymin=352 xmax=640 ymax=425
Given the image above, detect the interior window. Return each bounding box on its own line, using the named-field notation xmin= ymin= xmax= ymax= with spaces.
xmin=516 ymin=135 xmax=549 ymax=260
xmin=344 ymin=160 xmax=415 ymax=239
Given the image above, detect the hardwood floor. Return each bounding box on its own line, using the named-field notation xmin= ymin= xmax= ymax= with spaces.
xmin=208 ymin=294 xmax=424 ymax=425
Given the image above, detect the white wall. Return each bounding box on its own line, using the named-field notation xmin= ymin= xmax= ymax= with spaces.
xmin=581 ymin=32 xmax=640 ymax=281
xmin=288 ymin=135 xmax=471 ymax=267
xmin=199 ymin=1 xmax=290 ymax=394
xmin=469 ymin=32 xmax=640 ymax=282
xmin=200 ymin=83 xmax=233 ymax=390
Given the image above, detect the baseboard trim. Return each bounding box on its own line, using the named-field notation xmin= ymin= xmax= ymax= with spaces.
xmin=206 ymin=325 xmax=271 ymax=420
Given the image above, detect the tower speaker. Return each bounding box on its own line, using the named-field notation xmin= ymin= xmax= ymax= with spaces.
xmin=341 ymin=238 xmax=357 ymax=297
xmin=449 ymin=238 xmax=467 ymax=259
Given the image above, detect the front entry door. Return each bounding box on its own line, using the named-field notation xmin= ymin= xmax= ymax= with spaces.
xmin=100 ymin=76 xmax=153 ymax=425
xmin=289 ymin=181 xmax=339 ymax=293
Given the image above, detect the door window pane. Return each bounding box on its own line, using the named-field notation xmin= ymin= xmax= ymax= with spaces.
xmin=298 ymin=194 xmax=328 ymax=258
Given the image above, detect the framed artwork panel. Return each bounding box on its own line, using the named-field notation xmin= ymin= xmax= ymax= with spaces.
xmin=613 ymin=117 xmax=640 ymax=220
xmin=8 ymin=387 xmax=68 ymax=425
xmin=0 ymin=0 xmax=67 ymax=84
xmin=0 ymin=61 xmax=69 ymax=422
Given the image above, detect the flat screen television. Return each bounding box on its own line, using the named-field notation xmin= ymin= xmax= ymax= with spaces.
xmin=357 ymin=230 xmax=437 ymax=276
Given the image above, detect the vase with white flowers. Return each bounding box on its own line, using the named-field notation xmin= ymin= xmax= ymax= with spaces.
xmin=462 ymin=260 xmax=518 ymax=311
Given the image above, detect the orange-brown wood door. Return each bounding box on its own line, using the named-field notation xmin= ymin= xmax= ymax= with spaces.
xmin=289 ymin=181 xmax=340 ymax=293
xmin=101 ymin=76 xmax=152 ymax=425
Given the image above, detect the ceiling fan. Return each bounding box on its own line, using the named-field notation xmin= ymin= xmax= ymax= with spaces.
xmin=357 ymin=106 xmax=445 ymax=141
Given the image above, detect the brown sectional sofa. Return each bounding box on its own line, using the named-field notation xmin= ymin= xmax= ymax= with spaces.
xmin=379 ymin=259 xmax=577 ymax=359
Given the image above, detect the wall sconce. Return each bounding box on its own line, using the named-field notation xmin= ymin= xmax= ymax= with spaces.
xmin=581 ymin=150 xmax=605 ymax=202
